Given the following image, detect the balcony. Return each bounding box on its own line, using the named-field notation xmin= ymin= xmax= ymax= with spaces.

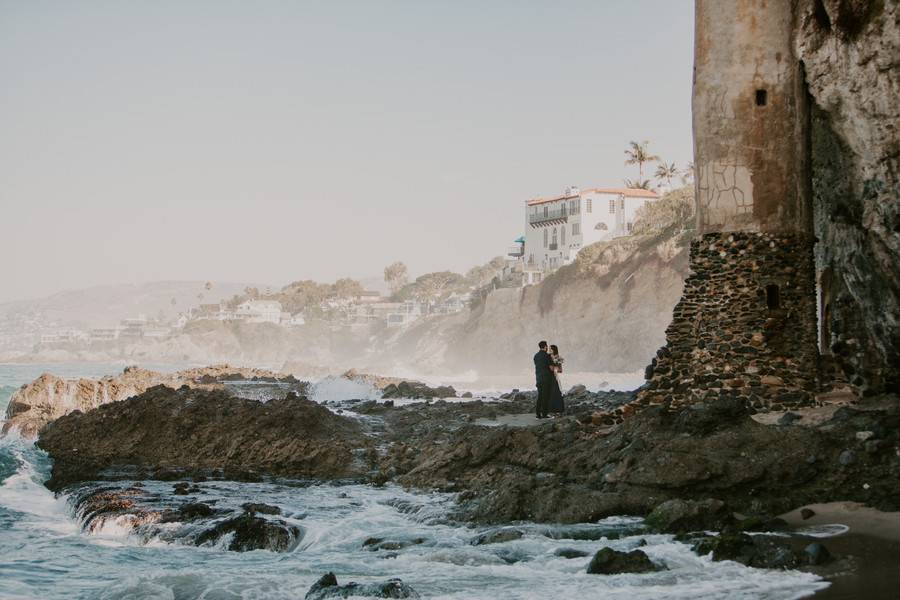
xmin=528 ymin=206 xmax=568 ymax=226
xmin=507 ymin=245 xmax=524 ymax=257
xmin=549 ymin=243 xmax=558 ymax=251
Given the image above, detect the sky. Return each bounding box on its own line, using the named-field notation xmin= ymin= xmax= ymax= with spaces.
xmin=0 ymin=0 xmax=694 ymax=303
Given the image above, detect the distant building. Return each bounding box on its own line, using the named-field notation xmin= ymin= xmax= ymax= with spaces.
xmin=523 ymin=186 xmax=659 ymax=276
xmin=89 ymin=328 xmax=120 ymax=341
xmin=235 ymin=300 xmax=283 ymax=324
xmin=354 ymin=291 xmax=382 ymax=304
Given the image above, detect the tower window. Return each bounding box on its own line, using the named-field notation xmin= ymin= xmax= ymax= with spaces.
xmin=755 ymin=89 xmax=767 ymax=106
xmin=766 ymin=284 xmax=780 ymax=309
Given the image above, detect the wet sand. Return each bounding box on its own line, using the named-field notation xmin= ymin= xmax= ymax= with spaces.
xmin=780 ymin=502 xmax=900 ymax=599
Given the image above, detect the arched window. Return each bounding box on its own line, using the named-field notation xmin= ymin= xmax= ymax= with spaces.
xmin=595 ymin=222 xmax=608 ymax=230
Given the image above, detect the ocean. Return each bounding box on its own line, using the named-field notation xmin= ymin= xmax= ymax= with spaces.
xmin=0 ymin=364 xmax=830 ymax=599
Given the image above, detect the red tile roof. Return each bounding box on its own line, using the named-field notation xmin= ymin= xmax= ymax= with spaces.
xmin=526 ymin=187 xmax=659 ymax=206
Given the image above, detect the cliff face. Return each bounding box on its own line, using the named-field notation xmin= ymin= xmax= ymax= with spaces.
xmin=370 ymin=232 xmax=689 ymax=376
xmin=795 ymin=0 xmax=900 ymax=392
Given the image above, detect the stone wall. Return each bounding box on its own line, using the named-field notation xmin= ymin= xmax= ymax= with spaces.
xmin=625 ymin=232 xmax=819 ymax=419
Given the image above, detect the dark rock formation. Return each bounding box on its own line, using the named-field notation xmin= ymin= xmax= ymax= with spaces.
xmin=195 ymin=513 xmax=302 ymax=552
xmin=304 ymin=572 xmax=420 ymax=599
xmin=644 ymin=498 xmax=734 ymax=534
xmin=36 ymin=385 xmax=374 ymax=490
xmin=470 ymin=528 xmax=524 ymax=546
xmin=384 ymin=394 xmax=900 ymax=523
xmin=380 ymin=381 xmax=457 ymax=399
xmin=586 ymin=547 xmax=663 ymax=575
xmin=691 ymin=532 xmax=810 ymax=570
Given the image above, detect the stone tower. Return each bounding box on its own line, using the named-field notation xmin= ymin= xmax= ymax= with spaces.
xmin=633 ymin=0 xmax=820 ymax=414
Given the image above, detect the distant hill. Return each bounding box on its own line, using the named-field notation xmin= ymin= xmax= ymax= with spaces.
xmin=0 ymin=281 xmax=260 ymax=332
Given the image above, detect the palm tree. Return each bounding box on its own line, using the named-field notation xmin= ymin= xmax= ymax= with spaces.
xmin=624 ymin=140 xmax=660 ymax=182
xmin=655 ymin=162 xmax=678 ymax=187
xmin=623 ymin=178 xmax=652 ymax=190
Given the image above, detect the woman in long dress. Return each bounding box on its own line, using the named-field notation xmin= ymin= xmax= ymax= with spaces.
xmin=548 ymin=344 xmax=565 ymax=416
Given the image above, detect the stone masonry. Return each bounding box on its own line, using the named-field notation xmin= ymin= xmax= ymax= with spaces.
xmin=637 ymin=231 xmax=819 ymax=411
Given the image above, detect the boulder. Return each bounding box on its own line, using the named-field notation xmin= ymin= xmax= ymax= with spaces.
xmin=692 ymin=532 xmax=800 ymax=569
xmin=304 ymin=572 xmax=420 ymax=599
xmin=802 ymin=542 xmax=832 ymax=565
xmin=586 ymin=548 xmax=664 ymax=575
xmin=470 ymin=528 xmax=524 ymax=545
xmin=644 ymin=499 xmax=733 ymax=534
xmin=241 ymin=503 xmax=281 ymax=515
xmin=195 ymin=514 xmax=302 ymax=552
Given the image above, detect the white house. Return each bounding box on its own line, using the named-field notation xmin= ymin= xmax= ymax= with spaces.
xmin=235 ymin=300 xmax=283 ymax=324
xmin=523 ymin=186 xmax=659 ymax=278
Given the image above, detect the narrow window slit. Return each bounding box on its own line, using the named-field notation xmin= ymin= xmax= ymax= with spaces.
xmin=766 ymin=284 xmax=780 ymax=309
xmin=755 ymin=89 xmax=767 ymax=106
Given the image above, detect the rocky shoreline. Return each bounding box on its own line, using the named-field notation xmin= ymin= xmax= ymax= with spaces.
xmin=0 ymin=365 xmax=887 ymax=598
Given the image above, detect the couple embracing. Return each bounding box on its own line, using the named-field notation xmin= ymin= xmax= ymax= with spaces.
xmin=533 ymin=340 xmax=565 ymax=419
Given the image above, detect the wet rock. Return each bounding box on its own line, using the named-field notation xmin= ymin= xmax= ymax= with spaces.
xmin=586 ymin=547 xmax=664 ymax=575
xmin=242 ymin=503 xmax=281 ymax=515
xmin=461 ymin=392 xmax=473 ymax=398
xmin=381 ymin=381 xmax=457 ymax=400
xmin=470 ymin=528 xmax=524 ymax=545
xmin=363 ymin=537 xmax=427 ymax=551
xmin=644 ymin=498 xmax=733 ymax=534
xmin=37 ymin=385 xmax=373 ymax=490
xmin=692 ymin=533 xmax=800 ymax=569
xmin=554 ymin=548 xmax=590 ymax=559
xmin=304 ymin=572 xmax=420 ymax=599
xmin=802 ymin=542 xmax=832 ymax=565
xmin=160 ymin=502 xmax=216 ymax=523
xmin=195 ymin=514 xmax=302 ymax=552
xmin=838 ymin=450 xmax=857 ymax=466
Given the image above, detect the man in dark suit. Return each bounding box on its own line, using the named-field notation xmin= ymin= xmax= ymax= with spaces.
xmin=534 ymin=340 xmax=553 ymax=419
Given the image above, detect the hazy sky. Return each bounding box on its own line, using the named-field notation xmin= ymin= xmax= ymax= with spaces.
xmin=0 ymin=1 xmax=694 ymax=302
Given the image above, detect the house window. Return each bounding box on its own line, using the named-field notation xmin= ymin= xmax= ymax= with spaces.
xmin=572 ymin=222 xmax=581 ymax=236
xmin=543 ymin=228 xmax=548 ymax=248
xmin=561 ymin=224 xmax=566 ymax=245
xmin=543 ymin=205 xmax=549 ymax=218
xmin=586 ymin=198 xmax=592 ymax=213
xmin=551 ymin=227 xmax=558 ymax=246
xmin=619 ymin=197 xmax=625 ymax=210
xmin=627 ymin=222 xmax=633 ymax=232
xmin=609 ymin=199 xmax=616 ymax=214
xmin=569 ymin=199 xmax=579 ymax=215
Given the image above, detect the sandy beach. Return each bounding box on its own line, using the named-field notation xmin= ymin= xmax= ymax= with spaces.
xmin=780 ymin=502 xmax=900 ymax=599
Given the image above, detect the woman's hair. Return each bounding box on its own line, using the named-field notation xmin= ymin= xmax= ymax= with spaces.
xmin=550 ymin=344 xmax=559 ymax=354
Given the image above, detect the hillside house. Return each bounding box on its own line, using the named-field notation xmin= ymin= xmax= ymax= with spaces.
xmin=523 ymin=186 xmax=659 ymax=277
xmin=235 ymin=300 xmax=283 ymax=324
